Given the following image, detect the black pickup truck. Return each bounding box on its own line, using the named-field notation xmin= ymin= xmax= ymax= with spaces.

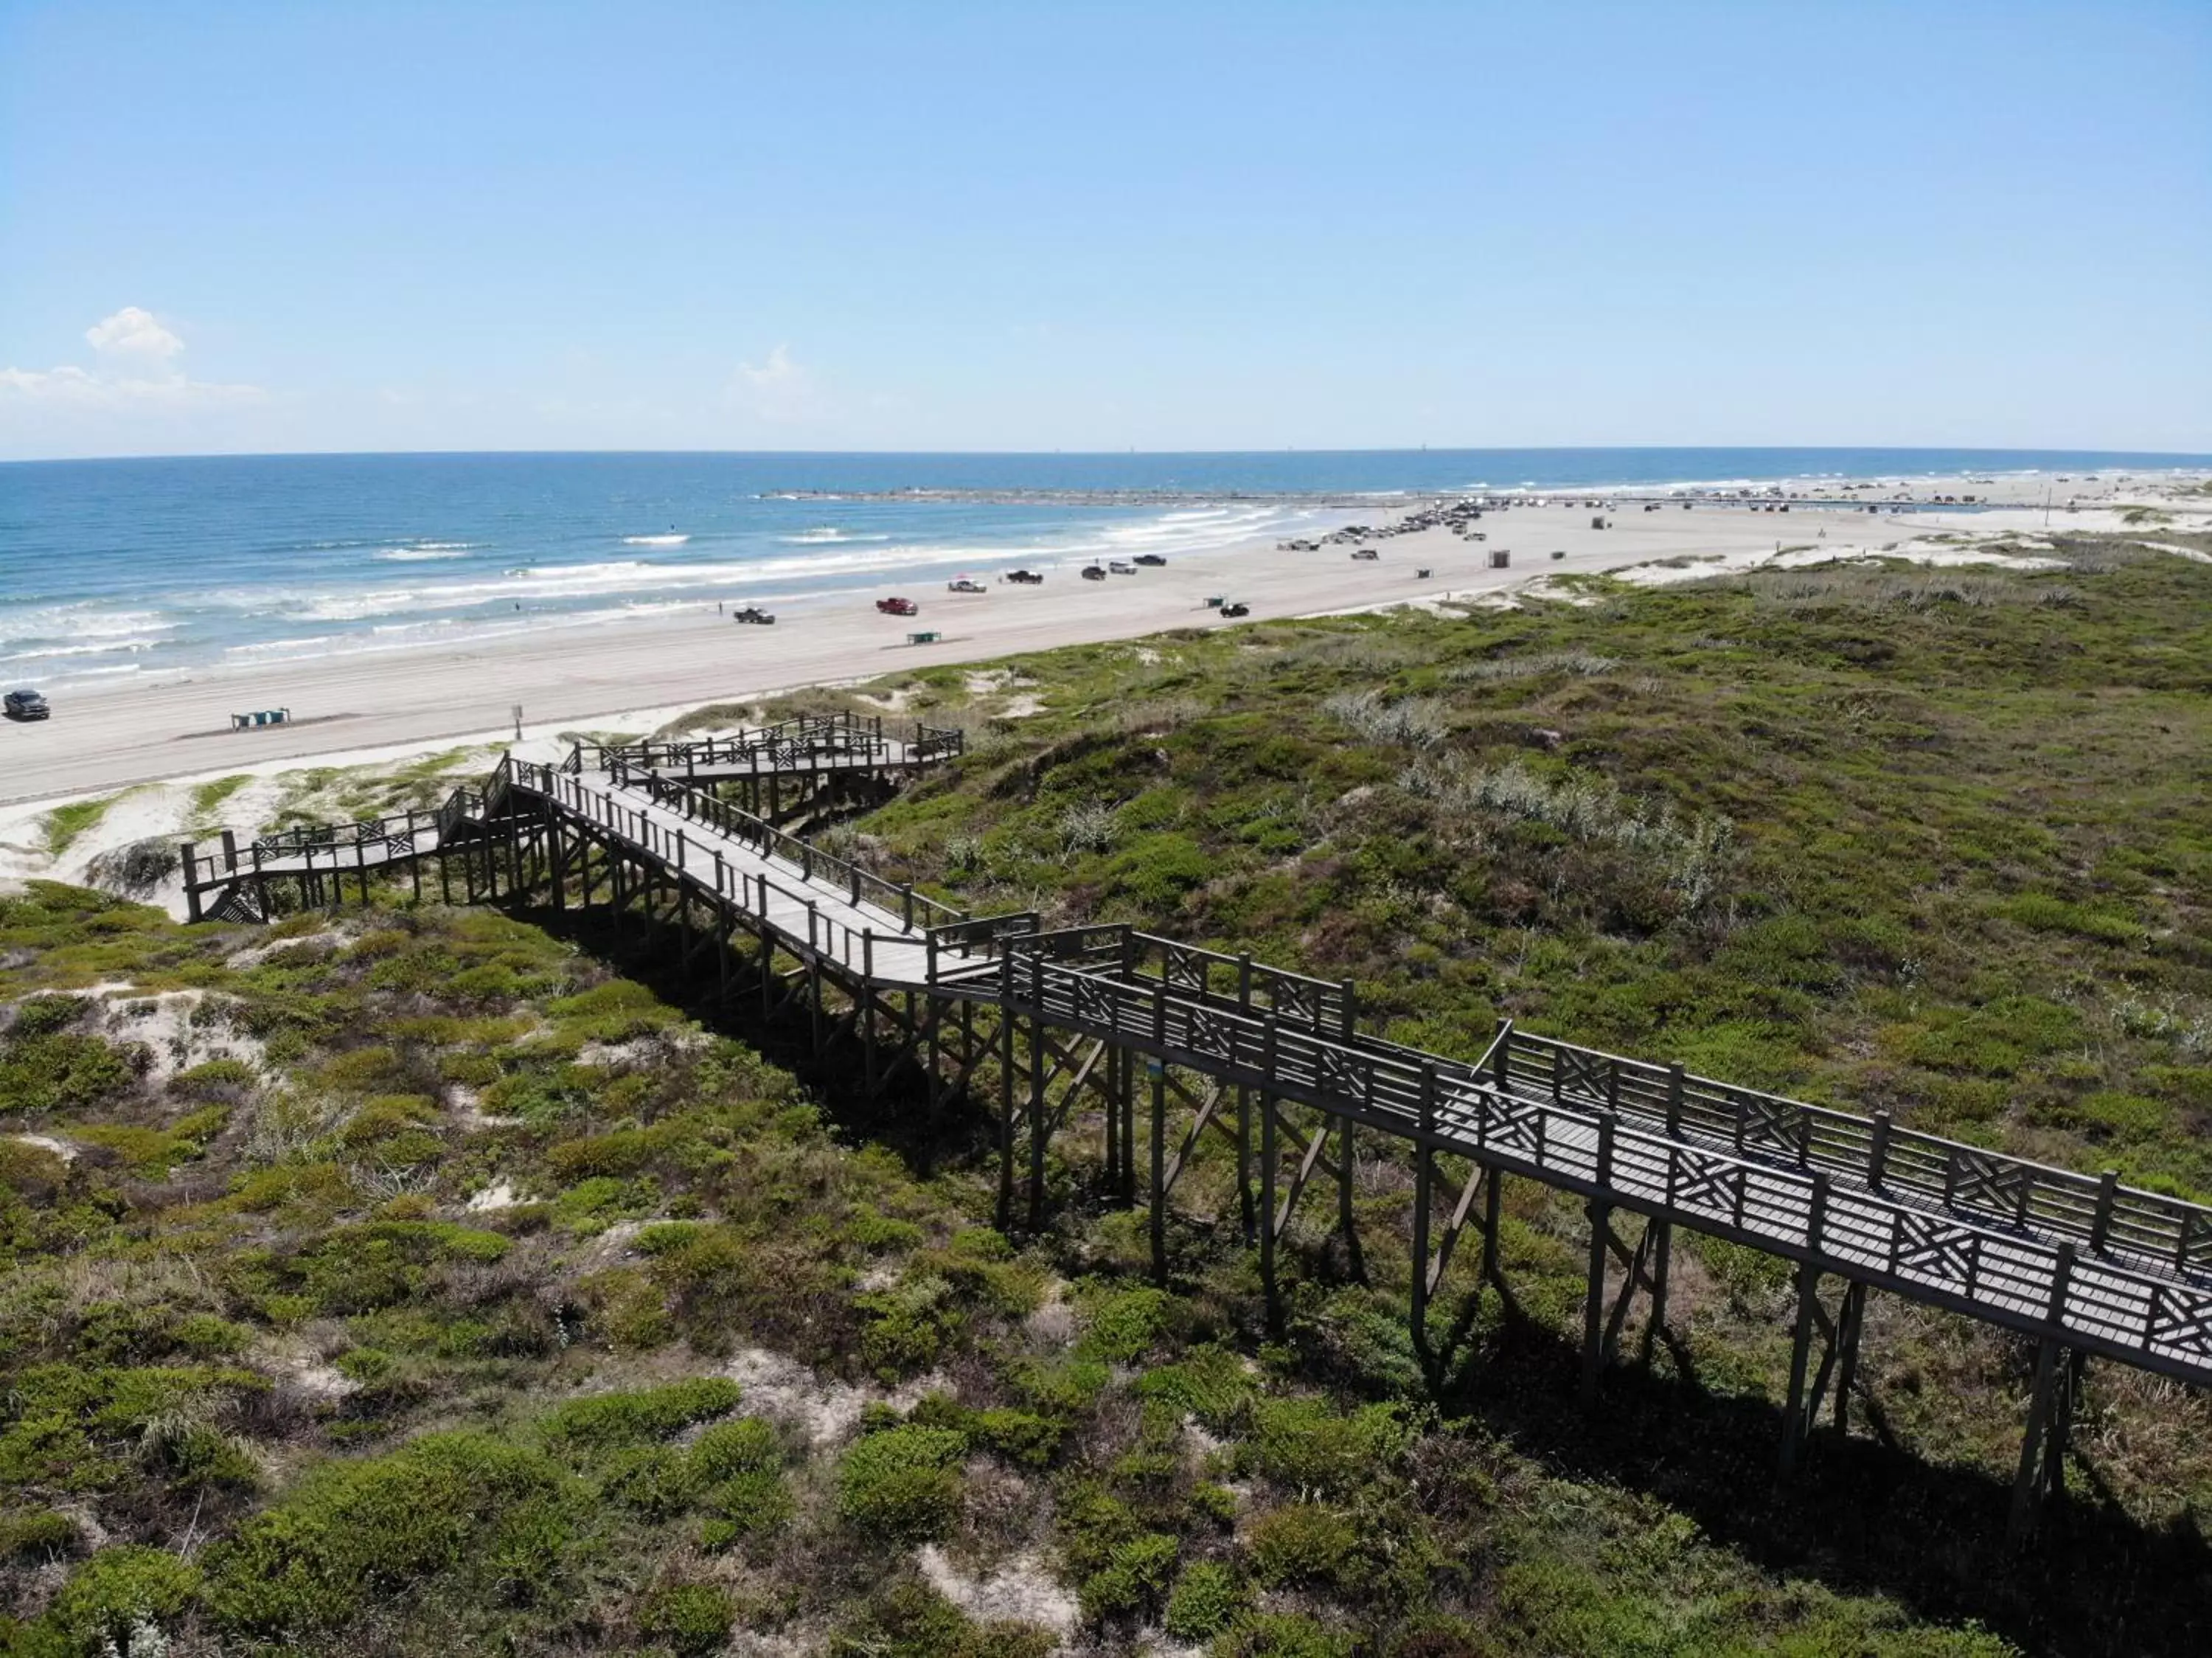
xmin=4 ymin=689 xmax=49 ymax=721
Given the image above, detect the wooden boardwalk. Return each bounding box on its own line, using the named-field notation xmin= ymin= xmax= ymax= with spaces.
xmin=178 ymin=712 xmax=964 ymax=923
xmin=178 ymin=719 xmax=2212 ymax=1539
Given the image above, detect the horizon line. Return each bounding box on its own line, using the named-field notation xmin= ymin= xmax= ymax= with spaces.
xmin=7 ymin=442 xmax=2212 ymax=468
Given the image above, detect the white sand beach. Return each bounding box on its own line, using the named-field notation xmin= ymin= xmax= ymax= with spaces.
xmin=1 ymin=471 xmax=2205 ymax=917
xmin=10 ymin=473 xmax=2198 ymax=810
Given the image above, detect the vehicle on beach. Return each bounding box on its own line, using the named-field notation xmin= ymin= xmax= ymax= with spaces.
xmin=947 ymin=578 xmax=987 ymax=594
xmin=731 ymin=606 xmax=776 ymax=625
xmin=1133 ymin=553 xmax=1167 ymax=566
xmin=1107 ymin=561 xmax=1138 ymax=575
xmin=1080 ymin=565 xmax=1107 ymax=581
xmin=1004 ymin=569 xmax=1045 ymax=584
xmin=1219 ymin=602 xmax=1251 ymax=618
xmin=4 ymin=688 xmax=50 ymax=721
xmin=1350 ymin=548 xmax=1379 ymax=561
xmin=875 ymin=596 xmax=919 ymax=617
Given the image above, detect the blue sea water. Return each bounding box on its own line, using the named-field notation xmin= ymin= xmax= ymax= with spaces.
xmin=0 ymin=448 xmax=2203 ymax=688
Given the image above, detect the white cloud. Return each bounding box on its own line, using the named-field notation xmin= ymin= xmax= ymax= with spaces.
xmin=0 ymin=366 xmax=105 ymax=403
xmin=0 ymin=308 xmax=260 ymax=412
xmin=85 ymin=305 xmax=184 ymax=361
xmin=728 ymin=344 xmax=824 ymax=424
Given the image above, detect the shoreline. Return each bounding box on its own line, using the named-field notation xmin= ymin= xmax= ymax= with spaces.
xmin=3 ymin=474 xmax=2205 ymax=818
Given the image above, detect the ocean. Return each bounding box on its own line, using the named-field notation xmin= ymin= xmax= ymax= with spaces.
xmin=1 ymin=448 xmax=2203 ymax=690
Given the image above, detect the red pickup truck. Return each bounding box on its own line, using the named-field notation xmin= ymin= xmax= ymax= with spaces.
xmin=874 ymin=597 xmax=919 ymax=617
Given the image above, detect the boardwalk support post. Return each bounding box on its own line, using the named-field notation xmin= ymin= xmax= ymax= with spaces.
xmin=1027 ymin=1007 xmax=1048 ymax=1231
xmin=997 ymin=954 xmax=1016 ymax=1232
xmin=1780 ymin=1261 xmax=1823 ymax=1477
xmin=1581 ymin=1198 xmax=1611 ymax=1405
xmin=1412 ymin=1067 xmax=1436 ymax=1362
xmin=1643 ymin=1221 xmax=1673 ymax=1362
xmin=1259 ymin=1016 xmax=1281 ymax=1335
xmin=1150 ymin=1057 xmax=1167 ymax=1284
xmin=2009 ymin=1242 xmax=2079 ymax=1544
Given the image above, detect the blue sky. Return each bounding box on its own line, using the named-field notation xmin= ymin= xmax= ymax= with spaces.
xmin=2 ymin=0 xmax=2207 ymax=458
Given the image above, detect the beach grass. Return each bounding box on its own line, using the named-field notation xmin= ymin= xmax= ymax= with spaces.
xmin=188 ymin=774 xmax=252 ymax=820
xmin=40 ymin=792 xmax=119 ymax=856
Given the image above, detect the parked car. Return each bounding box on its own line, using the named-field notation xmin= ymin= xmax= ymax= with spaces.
xmin=1219 ymin=602 xmax=1251 ymax=618
xmin=1133 ymin=553 xmax=1167 ymax=566
xmin=947 ymin=578 xmax=987 ymax=594
xmin=875 ymin=597 xmax=919 ymax=617
xmin=732 ymin=606 xmax=776 ymax=625
xmin=1350 ymin=548 xmax=1380 ymax=561
xmin=4 ymin=688 xmax=49 ymax=721
xmin=1004 ymin=569 xmax=1045 ymax=584
xmin=1107 ymin=561 xmax=1138 ymax=575
xmin=1080 ymin=565 xmax=1107 ymax=581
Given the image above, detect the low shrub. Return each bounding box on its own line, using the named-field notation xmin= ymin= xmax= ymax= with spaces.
xmin=201 ymin=1432 xmax=566 ymax=1637
xmin=538 ymin=1377 xmax=743 ymax=1450
xmin=36 ymin=1544 xmax=201 ymax=1656
xmin=1164 ymin=1560 xmax=1248 ymax=1640
xmin=1079 ymin=1530 xmax=1178 ymax=1624
xmin=836 ymin=1423 xmax=967 ymax=1541
xmin=1242 ymin=1398 xmax=1413 ymax=1496
xmin=1074 ymin=1283 xmax=1172 ymax=1362
xmin=0 ymin=1508 xmax=77 ymax=1560
xmin=687 ymin=1415 xmax=779 ymax=1481
xmin=1211 ymin=1611 xmax=1356 ymax=1658
xmin=1248 ymin=1501 xmax=1357 ymax=1587
xmin=636 ymin=1582 xmax=736 ymax=1656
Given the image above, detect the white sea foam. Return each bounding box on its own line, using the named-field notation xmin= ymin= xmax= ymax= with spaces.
xmin=1 ymin=638 xmax=164 ymax=662
xmin=0 ymin=606 xmax=179 ymax=646
xmin=782 ymin=527 xmax=892 ymax=544
xmin=375 ymin=547 xmax=473 ymax=561
xmin=226 ymin=636 xmax=336 ymax=656
xmin=622 ymin=533 xmax=690 ymax=546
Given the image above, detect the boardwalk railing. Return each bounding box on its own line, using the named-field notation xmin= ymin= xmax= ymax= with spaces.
xmin=586 ymin=713 xmax=965 ymax=780
xmin=516 ymin=765 xmax=965 ymax=948
xmin=1496 ymin=1032 xmax=2212 ymax=1282
xmin=984 ymin=946 xmax=2212 ymax=1384
xmin=183 ymin=808 xmax=434 ymax=892
xmin=521 ymin=768 xmax=913 ymax=973
xmin=999 ymin=923 xmax=1355 ymax=1039
xmin=524 ymin=762 xmax=964 ymax=934
xmin=249 ymin=814 xmax=420 ymax=858
xmin=984 ymin=919 xmax=2212 ymax=1293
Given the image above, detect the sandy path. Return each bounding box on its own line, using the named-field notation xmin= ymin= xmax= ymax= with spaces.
xmin=0 ymin=493 xmax=2179 ymax=808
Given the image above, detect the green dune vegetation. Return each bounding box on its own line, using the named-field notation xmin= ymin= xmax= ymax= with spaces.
xmin=3 ymin=534 xmax=2208 ymax=1657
